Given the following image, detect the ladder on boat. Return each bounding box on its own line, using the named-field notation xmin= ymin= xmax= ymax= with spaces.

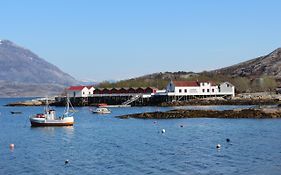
xmin=122 ymin=95 xmax=141 ymax=105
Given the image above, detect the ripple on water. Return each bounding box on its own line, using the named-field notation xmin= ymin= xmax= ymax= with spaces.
xmin=1 ymin=103 xmax=281 ymax=175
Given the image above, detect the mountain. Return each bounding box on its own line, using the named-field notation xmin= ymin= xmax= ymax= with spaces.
xmin=0 ymin=40 xmax=78 ymax=97
xmin=213 ymin=48 xmax=281 ymax=80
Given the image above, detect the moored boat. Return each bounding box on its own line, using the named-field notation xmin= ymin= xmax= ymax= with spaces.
xmin=92 ymin=107 xmax=111 ymax=114
xmin=11 ymin=111 xmax=22 ymax=114
xmin=29 ymin=98 xmax=75 ymax=127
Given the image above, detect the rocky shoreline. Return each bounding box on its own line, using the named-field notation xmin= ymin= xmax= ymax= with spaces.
xmin=118 ymin=107 xmax=281 ymax=119
xmin=159 ymin=98 xmax=280 ymax=106
xmin=6 ymin=98 xmax=55 ymax=106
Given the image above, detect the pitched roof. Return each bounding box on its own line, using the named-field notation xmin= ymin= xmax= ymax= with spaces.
xmin=86 ymin=86 xmax=95 ymax=89
xmin=67 ymin=86 xmax=87 ymax=91
xmin=172 ymin=81 xmax=199 ymax=87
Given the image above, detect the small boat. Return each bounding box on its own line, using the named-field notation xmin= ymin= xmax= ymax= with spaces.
xmin=92 ymin=107 xmax=111 ymax=114
xmin=11 ymin=111 xmax=22 ymax=114
xmin=29 ymin=98 xmax=75 ymax=127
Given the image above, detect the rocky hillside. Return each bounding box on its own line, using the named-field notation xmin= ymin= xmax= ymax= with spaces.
xmin=99 ymin=48 xmax=281 ymax=92
xmin=0 ymin=40 xmax=78 ymax=97
xmin=213 ymin=48 xmax=281 ymax=80
xmin=98 ymin=71 xmax=199 ymax=89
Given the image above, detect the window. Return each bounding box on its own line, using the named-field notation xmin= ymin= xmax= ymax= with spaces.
xmin=212 ymin=89 xmax=215 ymax=92
xmin=83 ymin=92 xmax=85 ymax=95
xmin=227 ymin=84 xmax=230 ymax=87
xmin=184 ymin=89 xmax=187 ymax=93
xmin=202 ymin=89 xmax=205 ymax=93
xmin=179 ymin=89 xmax=182 ymax=93
xmin=207 ymin=89 xmax=210 ymax=92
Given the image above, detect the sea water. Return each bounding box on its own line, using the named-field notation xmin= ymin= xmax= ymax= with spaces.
xmin=0 ymin=98 xmax=281 ymax=175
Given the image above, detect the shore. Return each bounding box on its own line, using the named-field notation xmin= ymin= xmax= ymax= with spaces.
xmin=5 ymin=97 xmax=55 ymax=106
xmin=159 ymin=98 xmax=280 ymax=106
xmin=118 ymin=107 xmax=281 ymax=119
xmin=6 ymin=97 xmax=281 ymax=107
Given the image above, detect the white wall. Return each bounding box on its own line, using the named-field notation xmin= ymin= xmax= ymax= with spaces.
xmin=88 ymin=87 xmax=95 ymax=96
xmin=166 ymin=81 xmax=175 ymax=92
xmin=174 ymin=84 xmax=219 ymax=96
xmin=218 ymin=82 xmax=235 ymax=97
xmin=166 ymin=81 xmax=235 ymax=97
xmin=67 ymin=87 xmax=90 ymax=97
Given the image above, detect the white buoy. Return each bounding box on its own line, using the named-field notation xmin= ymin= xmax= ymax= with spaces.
xmin=161 ymin=129 xmax=166 ymax=133
xmin=9 ymin=143 xmax=15 ymax=149
xmin=216 ymin=144 xmax=221 ymax=149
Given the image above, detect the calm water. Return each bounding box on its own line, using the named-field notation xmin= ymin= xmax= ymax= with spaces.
xmin=0 ymin=98 xmax=281 ymax=175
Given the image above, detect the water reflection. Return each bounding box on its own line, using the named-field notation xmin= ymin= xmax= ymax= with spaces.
xmin=30 ymin=126 xmax=75 ymax=137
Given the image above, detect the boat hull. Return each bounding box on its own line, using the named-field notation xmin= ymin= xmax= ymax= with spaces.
xmin=92 ymin=107 xmax=111 ymax=114
xmin=92 ymin=111 xmax=111 ymax=114
xmin=30 ymin=117 xmax=74 ymax=127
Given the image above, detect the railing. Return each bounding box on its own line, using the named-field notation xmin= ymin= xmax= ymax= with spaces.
xmin=122 ymin=95 xmax=141 ymax=105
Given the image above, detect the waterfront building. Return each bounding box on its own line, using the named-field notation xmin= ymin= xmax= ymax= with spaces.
xmin=165 ymin=80 xmax=235 ymax=97
xmin=66 ymin=86 xmax=95 ymax=98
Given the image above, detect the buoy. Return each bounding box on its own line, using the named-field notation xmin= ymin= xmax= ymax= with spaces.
xmin=65 ymin=159 xmax=69 ymax=164
xmin=9 ymin=144 xmax=15 ymax=149
xmin=161 ymin=129 xmax=165 ymax=133
xmin=216 ymin=144 xmax=221 ymax=149
xmin=153 ymin=121 xmax=157 ymax=124
xmin=226 ymin=138 xmax=230 ymax=142
xmin=180 ymin=125 xmax=184 ymax=128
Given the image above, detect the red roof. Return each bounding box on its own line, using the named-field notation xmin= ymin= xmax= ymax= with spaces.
xmin=172 ymin=81 xmax=199 ymax=87
xmin=67 ymin=86 xmax=87 ymax=91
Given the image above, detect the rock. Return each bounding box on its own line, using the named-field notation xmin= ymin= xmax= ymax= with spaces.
xmin=117 ymin=107 xmax=281 ymax=119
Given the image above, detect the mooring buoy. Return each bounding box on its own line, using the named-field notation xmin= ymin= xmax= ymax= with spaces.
xmin=65 ymin=159 xmax=69 ymax=164
xmin=9 ymin=144 xmax=15 ymax=149
xmin=216 ymin=144 xmax=221 ymax=149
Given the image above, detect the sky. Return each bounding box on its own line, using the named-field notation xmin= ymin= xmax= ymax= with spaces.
xmin=1 ymin=0 xmax=281 ymax=82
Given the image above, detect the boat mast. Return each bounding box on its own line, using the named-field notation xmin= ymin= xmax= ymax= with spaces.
xmin=65 ymin=96 xmax=70 ymax=116
xmin=44 ymin=97 xmax=49 ymax=113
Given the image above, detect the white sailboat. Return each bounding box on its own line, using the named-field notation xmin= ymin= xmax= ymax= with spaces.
xmin=29 ymin=97 xmax=75 ymax=127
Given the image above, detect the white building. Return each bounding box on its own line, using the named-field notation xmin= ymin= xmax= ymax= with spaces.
xmin=66 ymin=86 xmax=95 ymax=98
xmin=165 ymin=80 xmax=235 ymax=97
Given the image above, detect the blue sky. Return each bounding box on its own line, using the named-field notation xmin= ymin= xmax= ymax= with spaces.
xmin=1 ymin=0 xmax=281 ymax=81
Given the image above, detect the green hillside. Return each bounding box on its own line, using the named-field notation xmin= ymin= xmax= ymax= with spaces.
xmin=98 ymin=71 xmax=277 ymax=93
